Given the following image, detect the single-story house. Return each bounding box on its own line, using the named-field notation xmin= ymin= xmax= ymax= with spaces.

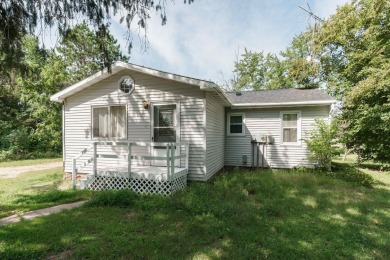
xmin=50 ymin=61 xmax=335 ymax=194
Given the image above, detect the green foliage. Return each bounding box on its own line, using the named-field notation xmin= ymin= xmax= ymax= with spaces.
xmin=281 ymin=32 xmax=320 ymax=89
xmin=330 ymin=163 xmax=376 ymax=188
xmin=0 ymin=24 xmax=127 ymax=160
xmin=0 ymin=0 xmax=187 ymax=72
xmin=58 ymin=23 xmax=128 ymax=84
xmin=304 ymin=118 xmax=339 ymax=170
xmin=317 ymin=0 xmax=390 ymax=163
xmin=232 ymin=48 xmax=293 ymax=90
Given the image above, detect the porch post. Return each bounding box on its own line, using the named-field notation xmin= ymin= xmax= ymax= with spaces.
xmin=128 ymin=142 xmax=132 ymax=178
xmin=166 ymin=143 xmax=170 ymax=177
xmin=185 ymin=142 xmax=189 ymax=172
xmin=72 ymin=158 xmax=77 ymax=189
xmin=170 ymin=143 xmax=175 ymax=181
xmin=93 ymin=142 xmax=97 ymax=176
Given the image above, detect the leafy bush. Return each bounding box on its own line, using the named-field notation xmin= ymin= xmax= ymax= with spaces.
xmin=304 ymin=118 xmax=339 ymax=171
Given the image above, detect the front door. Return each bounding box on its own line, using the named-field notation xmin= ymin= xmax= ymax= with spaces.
xmin=151 ymin=104 xmax=180 ymax=166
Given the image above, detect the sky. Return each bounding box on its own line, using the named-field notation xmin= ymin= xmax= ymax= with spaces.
xmin=42 ymin=0 xmax=350 ymax=85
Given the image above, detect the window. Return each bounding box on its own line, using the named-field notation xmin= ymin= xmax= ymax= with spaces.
xmin=227 ymin=113 xmax=245 ymax=136
xmin=119 ymin=76 xmax=135 ymax=94
xmin=92 ymin=106 xmax=126 ymax=139
xmin=153 ymin=104 xmax=176 ymax=142
xmin=281 ymin=111 xmax=301 ymax=144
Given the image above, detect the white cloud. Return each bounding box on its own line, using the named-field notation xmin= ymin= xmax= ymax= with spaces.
xmin=109 ymin=0 xmax=350 ymax=84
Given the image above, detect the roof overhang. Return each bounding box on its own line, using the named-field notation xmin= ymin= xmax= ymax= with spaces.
xmin=50 ymin=61 xmax=219 ymax=102
xmin=230 ymin=99 xmax=336 ymax=109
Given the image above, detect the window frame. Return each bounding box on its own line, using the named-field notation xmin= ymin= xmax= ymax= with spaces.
xmin=91 ymin=105 xmax=128 ymax=140
xmin=118 ymin=76 xmax=135 ymax=95
xmin=227 ymin=113 xmax=246 ymax=136
xmin=280 ymin=110 xmax=301 ymax=146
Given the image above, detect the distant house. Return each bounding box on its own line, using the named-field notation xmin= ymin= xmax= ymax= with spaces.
xmin=50 ymin=61 xmax=335 ymax=195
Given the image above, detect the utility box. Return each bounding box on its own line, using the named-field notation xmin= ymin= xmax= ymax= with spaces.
xmin=254 ymin=134 xmax=274 ymax=144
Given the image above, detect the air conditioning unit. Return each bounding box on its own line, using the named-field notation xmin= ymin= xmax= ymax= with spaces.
xmin=254 ymin=134 xmax=267 ymax=143
xmin=254 ymin=134 xmax=274 ymax=144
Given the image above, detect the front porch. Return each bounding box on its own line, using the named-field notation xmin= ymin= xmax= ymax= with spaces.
xmin=72 ymin=142 xmax=189 ymax=196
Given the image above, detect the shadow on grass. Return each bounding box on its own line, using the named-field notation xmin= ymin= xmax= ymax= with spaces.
xmin=0 ymin=190 xmax=91 ymax=218
xmin=0 ymin=170 xmax=389 ymax=259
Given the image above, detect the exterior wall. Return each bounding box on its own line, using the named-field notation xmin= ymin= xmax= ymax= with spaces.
xmin=225 ymin=105 xmax=330 ymax=168
xmin=64 ymin=70 xmax=206 ymax=180
xmin=205 ymin=92 xmax=225 ymax=180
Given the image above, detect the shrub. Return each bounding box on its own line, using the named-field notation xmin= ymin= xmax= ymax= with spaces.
xmin=304 ymin=118 xmax=339 ymax=171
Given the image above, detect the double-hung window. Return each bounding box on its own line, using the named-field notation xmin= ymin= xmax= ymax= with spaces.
xmin=92 ymin=106 xmax=126 ymax=139
xmin=227 ymin=113 xmax=245 ymax=136
xmin=281 ymin=111 xmax=301 ymax=144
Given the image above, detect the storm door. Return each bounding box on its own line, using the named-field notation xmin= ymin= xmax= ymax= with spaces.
xmin=151 ymin=104 xmax=180 ymax=166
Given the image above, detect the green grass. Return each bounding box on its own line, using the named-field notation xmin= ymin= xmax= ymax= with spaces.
xmin=0 ymin=169 xmax=389 ymax=259
xmin=334 ymin=154 xmax=390 ymax=189
xmin=0 ymin=167 xmax=91 ymax=218
xmin=0 ymin=157 xmax=62 ymax=167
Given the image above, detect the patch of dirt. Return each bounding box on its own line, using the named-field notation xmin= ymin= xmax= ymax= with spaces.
xmin=0 ymin=161 xmax=63 ymax=179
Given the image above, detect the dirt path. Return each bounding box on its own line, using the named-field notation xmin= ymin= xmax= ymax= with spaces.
xmin=0 ymin=161 xmax=63 ymax=179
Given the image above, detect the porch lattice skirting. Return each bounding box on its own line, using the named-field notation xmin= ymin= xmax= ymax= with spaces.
xmin=83 ymin=170 xmax=187 ymax=196
xmin=72 ymin=142 xmax=190 ymax=196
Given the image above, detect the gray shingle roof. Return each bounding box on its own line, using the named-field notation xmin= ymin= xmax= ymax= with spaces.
xmin=225 ymin=88 xmax=335 ymax=105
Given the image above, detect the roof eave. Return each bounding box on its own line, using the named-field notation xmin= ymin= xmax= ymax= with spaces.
xmin=230 ymin=100 xmax=336 ymax=108
xmin=50 ymin=61 xmax=218 ymax=102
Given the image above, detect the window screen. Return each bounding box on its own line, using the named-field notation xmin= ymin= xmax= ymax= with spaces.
xmin=282 ymin=114 xmax=298 ymax=142
xmin=229 ymin=115 xmax=243 ymax=134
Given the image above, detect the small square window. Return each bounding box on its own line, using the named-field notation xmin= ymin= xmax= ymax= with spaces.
xmin=227 ymin=113 xmax=245 ymax=136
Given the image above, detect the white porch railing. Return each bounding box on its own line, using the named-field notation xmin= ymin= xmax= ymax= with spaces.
xmin=71 ymin=141 xmax=190 ymax=189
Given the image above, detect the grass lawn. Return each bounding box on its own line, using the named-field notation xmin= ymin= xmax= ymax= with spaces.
xmin=0 ymin=168 xmax=91 ymax=218
xmin=0 ymin=157 xmax=62 ymax=167
xmin=0 ymin=168 xmax=389 ymax=259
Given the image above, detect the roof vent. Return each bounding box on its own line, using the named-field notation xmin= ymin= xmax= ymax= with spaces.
xmin=236 ymin=92 xmax=242 ymax=96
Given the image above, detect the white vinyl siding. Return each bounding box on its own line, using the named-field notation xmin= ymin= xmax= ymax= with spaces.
xmin=225 ymin=106 xmax=330 ymax=168
xmin=205 ymin=92 xmax=225 ymax=180
xmin=63 ymin=70 xmax=206 ymax=180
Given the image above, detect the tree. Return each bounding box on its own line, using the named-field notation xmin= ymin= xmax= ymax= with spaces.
xmin=0 ymin=23 xmax=129 ymax=159
xmin=57 ymin=23 xmax=128 ymax=83
xmin=281 ymin=32 xmax=320 ymax=89
xmin=0 ymin=0 xmax=194 ymax=73
xmin=232 ymin=49 xmax=293 ymax=91
xmin=316 ymin=0 xmax=390 ymax=162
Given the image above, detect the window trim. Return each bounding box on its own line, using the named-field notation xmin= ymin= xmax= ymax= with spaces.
xmin=227 ymin=113 xmax=246 ymax=136
xmin=150 ymin=102 xmax=181 ymax=143
xmin=118 ymin=76 xmax=135 ymax=95
xmin=91 ymin=105 xmax=128 ymax=140
xmin=280 ymin=110 xmax=301 ymax=146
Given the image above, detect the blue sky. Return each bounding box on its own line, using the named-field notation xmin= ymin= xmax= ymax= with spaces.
xmin=42 ymin=0 xmax=349 ymax=84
